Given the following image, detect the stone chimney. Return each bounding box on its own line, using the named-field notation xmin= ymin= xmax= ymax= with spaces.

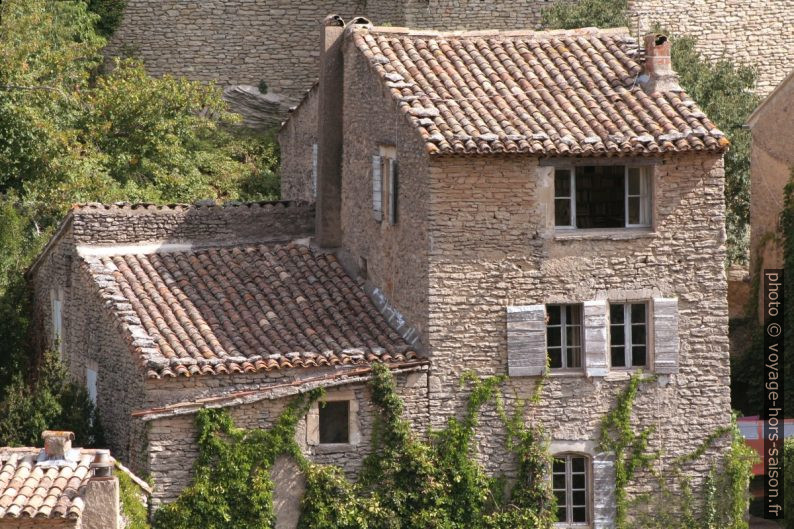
xmin=42 ymin=430 xmax=74 ymax=460
xmin=315 ymin=14 xmax=346 ymax=248
xmin=641 ymin=33 xmax=680 ymax=93
xmin=83 ymin=450 xmax=120 ymax=529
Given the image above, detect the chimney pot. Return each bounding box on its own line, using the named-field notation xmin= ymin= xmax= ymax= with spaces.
xmin=641 ymin=33 xmax=679 ymax=93
xmin=42 ymin=431 xmax=74 ymax=460
xmin=91 ymin=449 xmax=113 ymax=478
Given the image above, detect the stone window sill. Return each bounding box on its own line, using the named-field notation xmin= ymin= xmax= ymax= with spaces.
xmin=314 ymin=443 xmax=358 ymax=454
xmin=547 ymin=370 xmax=586 ymax=378
xmin=553 ymin=228 xmax=656 ymax=241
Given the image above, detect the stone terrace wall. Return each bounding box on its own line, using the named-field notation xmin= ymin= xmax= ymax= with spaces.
xmin=104 ymin=0 xmax=405 ymax=108
xmin=425 ymin=153 xmax=732 ymax=500
xmin=628 ymin=0 xmax=794 ymax=95
xmin=106 ymin=0 xmax=790 ymax=118
xmin=70 ymin=201 xmax=314 ymax=246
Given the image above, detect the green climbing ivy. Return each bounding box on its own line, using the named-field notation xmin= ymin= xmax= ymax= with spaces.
xmin=598 ymin=373 xmax=658 ymax=529
xmin=156 ymin=364 xmax=557 ymax=529
xmin=151 ymin=390 xmax=322 ymax=529
xmin=599 ymin=374 xmax=756 ymax=529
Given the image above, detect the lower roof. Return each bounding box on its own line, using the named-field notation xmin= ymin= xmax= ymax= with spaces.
xmin=82 ymin=242 xmax=420 ymax=379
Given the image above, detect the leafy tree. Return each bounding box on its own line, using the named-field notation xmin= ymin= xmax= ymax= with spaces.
xmin=541 ymin=0 xmax=629 ymax=30
xmin=0 ymin=350 xmax=104 ymax=447
xmin=0 ymin=0 xmax=280 ymax=437
xmin=86 ymin=0 xmax=127 ymax=37
xmin=671 ymin=37 xmax=759 ymax=264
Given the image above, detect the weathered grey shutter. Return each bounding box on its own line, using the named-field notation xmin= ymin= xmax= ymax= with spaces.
xmin=388 ymin=158 xmax=398 ymax=225
xmin=506 ymin=305 xmax=547 ymax=376
xmin=584 ymin=300 xmax=608 ymax=377
xmin=311 ymin=143 xmax=318 ymax=198
xmin=653 ymin=297 xmax=679 ymax=374
xmin=592 ymin=452 xmax=616 ymax=529
xmin=372 ymin=155 xmax=382 ymax=221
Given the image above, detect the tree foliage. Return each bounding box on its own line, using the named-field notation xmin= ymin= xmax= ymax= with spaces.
xmin=0 ymin=350 xmax=104 ymax=447
xmin=0 ymin=0 xmax=280 ymax=442
xmin=541 ymin=0 xmax=629 ymax=30
xmin=670 ymin=37 xmax=759 ymax=264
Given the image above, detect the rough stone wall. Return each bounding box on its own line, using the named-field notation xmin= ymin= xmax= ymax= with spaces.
xmin=28 ymin=225 xmax=148 ymax=483
xmin=144 ymin=371 xmax=429 ymax=514
xmin=104 ymin=1 xmax=404 ymax=106
xmin=336 ymin=34 xmax=432 ymax=346
xmin=71 ymin=201 xmax=314 ymax=246
xmin=106 ymin=0 xmax=790 ymax=121
xmin=628 ymin=0 xmax=794 ymax=95
xmin=279 ymin=85 xmax=319 ymax=202
xmin=748 ymin=75 xmax=794 ymax=318
xmin=424 ymin=153 xmax=732 ymax=500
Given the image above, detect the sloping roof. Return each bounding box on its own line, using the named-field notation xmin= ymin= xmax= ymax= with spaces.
xmin=0 ymin=449 xmax=95 ymax=521
xmin=351 ymin=26 xmax=728 ymax=156
xmin=82 ymin=242 xmax=419 ymax=379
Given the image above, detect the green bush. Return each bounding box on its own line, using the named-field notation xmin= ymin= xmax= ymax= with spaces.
xmin=541 ymin=0 xmax=629 ymax=29
xmin=0 ymin=350 xmax=104 ymax=447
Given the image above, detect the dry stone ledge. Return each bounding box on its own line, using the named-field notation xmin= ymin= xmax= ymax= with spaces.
xmin=222 ymin=85 xmax=290 ymax=130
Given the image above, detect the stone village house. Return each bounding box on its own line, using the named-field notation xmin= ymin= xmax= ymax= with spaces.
xmin=29 ymin=18 xmax=733 ymax=528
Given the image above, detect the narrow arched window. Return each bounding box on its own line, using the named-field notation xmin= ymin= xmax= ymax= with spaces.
xmin=552 ymin=453 xmax=590 ymax=526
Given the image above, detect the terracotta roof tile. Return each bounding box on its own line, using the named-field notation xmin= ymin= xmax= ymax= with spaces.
xmin=0 ymin=449 xmax=96 ymax=521
xmin=83 ymin=243 xmax=419 ymax=379
xmin=351 ymin=27 xmax=728 ymax=156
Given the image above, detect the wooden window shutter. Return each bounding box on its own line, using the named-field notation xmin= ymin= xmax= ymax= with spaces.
xmin=372 ymin=155 xmax=382 ymax=221
xmin=653 ymin=297 xmax=679 ymax=374
xmin=388 ymin=158 xmax=398 ymax=225
xmin=583 ymin=300 xmax=608 ymax=377
xmin=592 ymin=452 xmax=617 ymax=529
xmin=506 ymin=305 xmax=547 ymax=376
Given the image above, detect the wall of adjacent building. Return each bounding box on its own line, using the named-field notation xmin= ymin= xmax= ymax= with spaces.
xmin=279 ymin=84 xmax=319 ymax=202
xmin=105 ymin=0 xmax=791 ymax=121
xmin=423 ymin=152 xmax=732 ymax=511
xmin=749 ymin=75 xmax=794 ymax=320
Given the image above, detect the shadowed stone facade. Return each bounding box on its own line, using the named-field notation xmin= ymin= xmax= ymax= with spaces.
xmin=747 ymin=71 xmax=794 ymax=319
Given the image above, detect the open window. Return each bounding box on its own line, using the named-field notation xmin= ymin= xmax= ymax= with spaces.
xmin=554 ymin=165 xmax=652 ymax=229
xmin=319 ymin=401 xmax=350 ymax=444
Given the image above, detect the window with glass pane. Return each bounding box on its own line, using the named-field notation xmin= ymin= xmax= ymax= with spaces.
xmin=626 ymin=167 xmax=652 ymax=226
xmin=546 ymin=304 xmax=582 ymax=369
xmin=609 ymin=303 xmax=648 ymax=368
xmin=553 ymin=454 xmax=589 ymax=525
xmin=554 ymin=169 xmax=574 ymax=227
xmin=553 ymin=165 xmax=653 ymax=229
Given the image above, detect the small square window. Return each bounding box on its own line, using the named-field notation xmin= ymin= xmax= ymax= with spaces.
xmin=319 ymin=401 xmax=350 ymax=444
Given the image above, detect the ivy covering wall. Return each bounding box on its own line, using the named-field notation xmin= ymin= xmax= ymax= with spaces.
xmin=154 ymin=367 xmax=753 ymax=529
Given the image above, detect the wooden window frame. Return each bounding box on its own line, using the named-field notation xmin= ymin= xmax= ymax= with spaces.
xmin=609 ymin=302 xmax=649 ymax=369
xmin=546 ymin=304 xmax=583 ymax=371
xmin=552 ymin=453 xmax=591 ymax=527
xmin=553 ymin=166 xmax=653 ymax=230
